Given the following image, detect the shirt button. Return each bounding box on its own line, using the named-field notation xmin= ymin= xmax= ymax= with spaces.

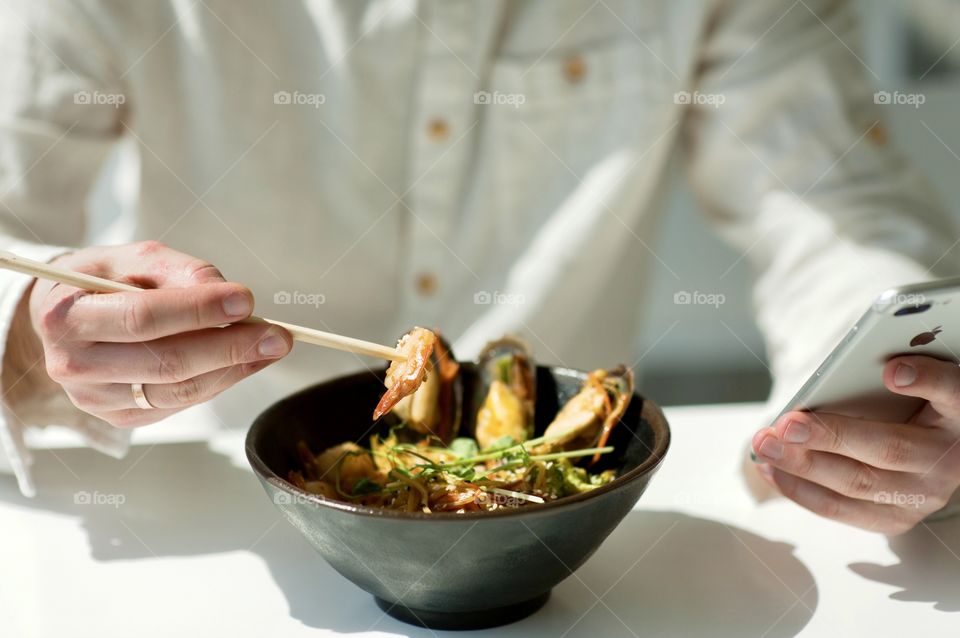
xmin=414 ymin=272 xmax=438 ymax=297
xmin=427 ymin=118 xmax=450 ymax=142
xmin=866 ymin=120 xmax=888 ymax=147
xmin=563 ymin=54 xmax=587 ymax=83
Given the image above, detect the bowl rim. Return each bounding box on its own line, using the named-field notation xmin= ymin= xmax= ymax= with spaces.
xmin=245 ymin=365 xmax=671 ymax=521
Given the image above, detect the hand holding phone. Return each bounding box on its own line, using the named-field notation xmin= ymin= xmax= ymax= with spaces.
xmin=751 ymin=278 xmax=960 ymax=534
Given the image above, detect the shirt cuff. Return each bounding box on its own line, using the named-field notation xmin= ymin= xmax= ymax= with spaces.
xmin=0 ymin=240 xmax=130 ymax=497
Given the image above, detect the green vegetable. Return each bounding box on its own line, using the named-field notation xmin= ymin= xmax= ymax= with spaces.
xmin=449 ymin=437 xmax=479 ymax=459
xmin=484 ymin=435 xmax=517 ymax=452
xmin=446 ymin=465 xmax=476 ymax=481
xmin=558 ymin=459 xmax=616 ymax=495
xmin=351 ymin=478 xmax=383 ymax=495
xmin=545 ymin=463 xmax=567 ymax=495
xmin=440 ymin=445 xmax=613 ymax=468
xmin=495 ymin=356 xmax=511 ymax=383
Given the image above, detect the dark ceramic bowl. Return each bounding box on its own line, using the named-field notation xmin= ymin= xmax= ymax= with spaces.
xmin=246 ymin=364 xmax=670 ymax=630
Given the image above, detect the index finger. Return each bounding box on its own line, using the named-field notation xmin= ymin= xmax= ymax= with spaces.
xmin=768 ymin=410 xmax=947 ymax=473
xmin=53 ymin=241 xmax=227 ymax=289
xmin=52 ymin=282 xmax=254 ymax=343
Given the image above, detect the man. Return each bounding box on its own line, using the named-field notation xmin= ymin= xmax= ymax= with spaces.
xmin=1 ymin=0 xmax=958 ymax=532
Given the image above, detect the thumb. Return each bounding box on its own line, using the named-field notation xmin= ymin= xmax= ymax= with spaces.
xmin=884 ymin=354 xmax=960 ymax=428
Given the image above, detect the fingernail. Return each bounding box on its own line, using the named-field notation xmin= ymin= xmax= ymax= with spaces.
xmin=223 ymin=292 xmax=252 ymax=318
xmin=894 ymin=363 xmax=916 ymax=387
xmin=783 ymin=421 xmax=810 ymax=444
xmin=258 ymin=332 xmax=288 ymax=357
xmin=756 ymin=463 xmax=774 ymax=480
xmin=758 ymin=436 xmax=784 ymax=461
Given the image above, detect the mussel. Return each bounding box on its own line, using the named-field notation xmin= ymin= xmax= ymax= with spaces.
xmin=474 ymin=336 xmax=537 ymax=449
xmin=542 ymin=366 xmax=634 ymax=464
xmin=374 ymin=327 xmax=462 ymax=444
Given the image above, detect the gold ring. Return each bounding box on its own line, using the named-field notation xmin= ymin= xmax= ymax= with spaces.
xmin=131 ymin=383 xmax=155 ymax=410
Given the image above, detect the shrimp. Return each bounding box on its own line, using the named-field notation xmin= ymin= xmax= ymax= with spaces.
xmin=372 ymin=327 xmax=438 ymax=420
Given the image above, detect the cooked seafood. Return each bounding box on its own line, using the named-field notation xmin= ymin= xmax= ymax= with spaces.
xmin=373 ymin=328 xmax=438 ymax=420
xmin=292 ymin=345 xmax=633 ymax=513
xmin=542 ymin=366 xmax=634 ymax=464
xmin=475 ymin=380 xmax=527 ymax=449
xmin=375 ymin=329 xmax=463 ymax=441
xmin=474 ymin=337 xmax=536 ymax=449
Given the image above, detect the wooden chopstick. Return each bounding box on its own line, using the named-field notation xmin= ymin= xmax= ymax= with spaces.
xmin=0 ymin=250 xmax=406 ymax=362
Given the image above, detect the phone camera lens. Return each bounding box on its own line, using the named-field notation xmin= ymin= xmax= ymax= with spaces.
xmin=895 ymin=303 xmax=932 ymax=316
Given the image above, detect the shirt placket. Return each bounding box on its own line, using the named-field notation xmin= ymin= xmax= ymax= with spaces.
xmin=402 ymin=1 xmax=477 ymax=326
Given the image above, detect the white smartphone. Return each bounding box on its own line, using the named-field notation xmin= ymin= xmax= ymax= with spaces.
xmin=778 ymin=277 xmax=960 ymax=423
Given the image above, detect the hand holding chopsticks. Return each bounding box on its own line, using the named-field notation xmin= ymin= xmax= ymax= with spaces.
xmin=0 ymin=250 xmax=405 ymax=362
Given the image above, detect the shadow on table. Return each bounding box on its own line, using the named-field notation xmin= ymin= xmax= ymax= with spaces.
xmin=1 ymin=443 xmax=817 ymax=636
xmin=849 ymin=514 xmax=960 ymax=612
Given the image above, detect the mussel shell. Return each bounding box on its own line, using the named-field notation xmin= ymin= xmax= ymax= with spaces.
xmin=541 ymin=365 xmax=635 ymax=463
xmin=472 ymin=336 xmax=537 ymax=444
xmin=434 ymin=335 xmax=463 ymax=443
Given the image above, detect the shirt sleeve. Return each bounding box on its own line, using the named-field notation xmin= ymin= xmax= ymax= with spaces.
xmin=0 ymin=2 xmax=130 ymax=496
xmin=685 ymin=0 xmax=960 ymax=521
xmin=684 ymin=0 xmax=960 ymax=411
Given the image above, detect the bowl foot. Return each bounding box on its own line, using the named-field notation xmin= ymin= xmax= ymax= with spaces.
xmin=374 ymin=591 xmax=551 ymax=630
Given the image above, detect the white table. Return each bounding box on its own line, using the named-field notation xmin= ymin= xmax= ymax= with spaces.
xmin=2 ymin=402 xmax=958 ymax=637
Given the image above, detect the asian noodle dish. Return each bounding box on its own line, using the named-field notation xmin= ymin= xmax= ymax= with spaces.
xmin=288 ymin=328 xmax=634 ymax=513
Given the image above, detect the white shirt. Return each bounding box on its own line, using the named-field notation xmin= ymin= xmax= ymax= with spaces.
xmin=0 ymin=0 xmax=954 ymax=496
